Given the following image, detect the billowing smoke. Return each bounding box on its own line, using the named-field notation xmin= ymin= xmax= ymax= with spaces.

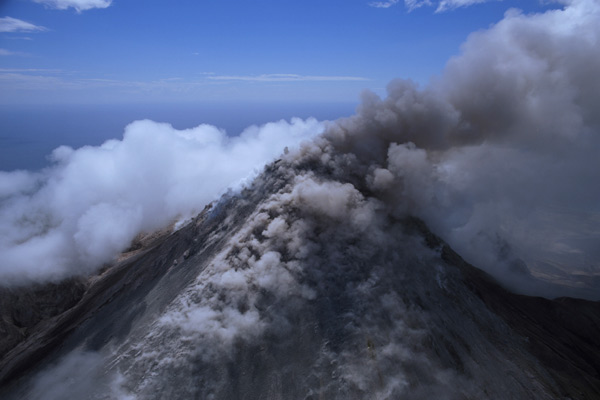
xmin=1 ymin=0 xmax=599 ymax=300
xmin=5 ymin=2 xmax=599 ymax=398
xmin=0 ymin=118 xmax=323 ymax=284
xmin=316 ymin=0 xmax=600 ymax=296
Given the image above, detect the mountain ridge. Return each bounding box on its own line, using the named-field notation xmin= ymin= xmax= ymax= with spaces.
xmin=0 ymin=158 xmax=598 ymax=399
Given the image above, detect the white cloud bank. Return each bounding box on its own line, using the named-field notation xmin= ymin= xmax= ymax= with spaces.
xmin=0 ymin=118 xmax=323 ymax=284
xmin=33 ymin=0 xmax=112 ymax=12
xmin=0 ymin=17 xmax=46 ymax=33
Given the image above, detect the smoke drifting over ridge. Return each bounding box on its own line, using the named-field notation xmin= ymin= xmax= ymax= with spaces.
xmin=0 ymin=118 xmax=323 ymax=284
xmin=0 ymin=0 xmax=599 ymax=298
xmin=321 ymin=0 xmax=600 ymax=296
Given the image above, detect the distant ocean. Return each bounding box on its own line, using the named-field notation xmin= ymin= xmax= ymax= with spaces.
xmin=0 ymin=102 xmax=357 ymax=171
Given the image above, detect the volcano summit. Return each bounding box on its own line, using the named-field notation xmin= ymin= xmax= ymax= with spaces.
xmin=0 ymin=148 xmax=599 ymax=399
xmin=1 ymin=0 xmax=600 ymax=398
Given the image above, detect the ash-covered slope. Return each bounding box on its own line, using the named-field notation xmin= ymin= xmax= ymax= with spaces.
xmin=1 ymin=153 xmax=599 ymax=400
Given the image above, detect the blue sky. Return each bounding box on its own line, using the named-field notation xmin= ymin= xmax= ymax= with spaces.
xmin=0 ymin=0 xmax=560 ymax=104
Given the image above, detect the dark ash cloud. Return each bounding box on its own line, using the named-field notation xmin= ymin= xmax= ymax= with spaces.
xmin=317 ymin=0 xmax=600 ymax=297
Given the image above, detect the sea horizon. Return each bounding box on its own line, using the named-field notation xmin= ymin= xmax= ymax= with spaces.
xmin=0 ymin=101 xmax=357 ymax=171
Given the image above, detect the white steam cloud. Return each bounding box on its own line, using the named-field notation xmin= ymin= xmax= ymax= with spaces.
xmin=0 ymin=118 xmax=323 ymax=284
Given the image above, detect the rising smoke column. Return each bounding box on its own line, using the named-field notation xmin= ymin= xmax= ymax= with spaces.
xmin=322 ymin=0 xmax=600 ymax=295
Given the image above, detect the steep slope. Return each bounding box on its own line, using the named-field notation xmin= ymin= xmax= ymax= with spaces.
xmin=0 ymin=155 xmax=598 ymax=400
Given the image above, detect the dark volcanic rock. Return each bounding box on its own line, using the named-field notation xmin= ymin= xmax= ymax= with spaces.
xmin=0 ymin=278 xmax=87 ymax=359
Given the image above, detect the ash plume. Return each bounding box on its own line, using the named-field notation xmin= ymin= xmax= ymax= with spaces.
xmin=320 ymin=0 xmax=600 ymax=297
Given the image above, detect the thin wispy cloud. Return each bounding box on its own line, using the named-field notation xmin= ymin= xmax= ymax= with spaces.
xmin=208 ymin=74 xmax=369 ymax=82
xmin=404 ymin=0 xmax=432 ymax=11
xmin=369 ymin=0 xmax=492 ymax=12
xmin=0 ymin=49 xmax=29 ymax=56
xmin=368 ymin=0 xmax=400 ymax=8
xmin=0 ymin=68 xmax=64 ymax=73
xmin=0 ymin=70 xmax=370 ymax=103
xmin=0 ymin=70 xmax=369 ymax=89
xmin=0 ymin=71 xmax=72 ymax=90
xmin=0 ymin=17 xmax=46 ymax=33
xmin=0 ymin=72 xmax=207 ymax=97
xmin=435 ymin=0 xmax=490 ymax=12
xmin=33 ymin=0 xmax=112 ymax=12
